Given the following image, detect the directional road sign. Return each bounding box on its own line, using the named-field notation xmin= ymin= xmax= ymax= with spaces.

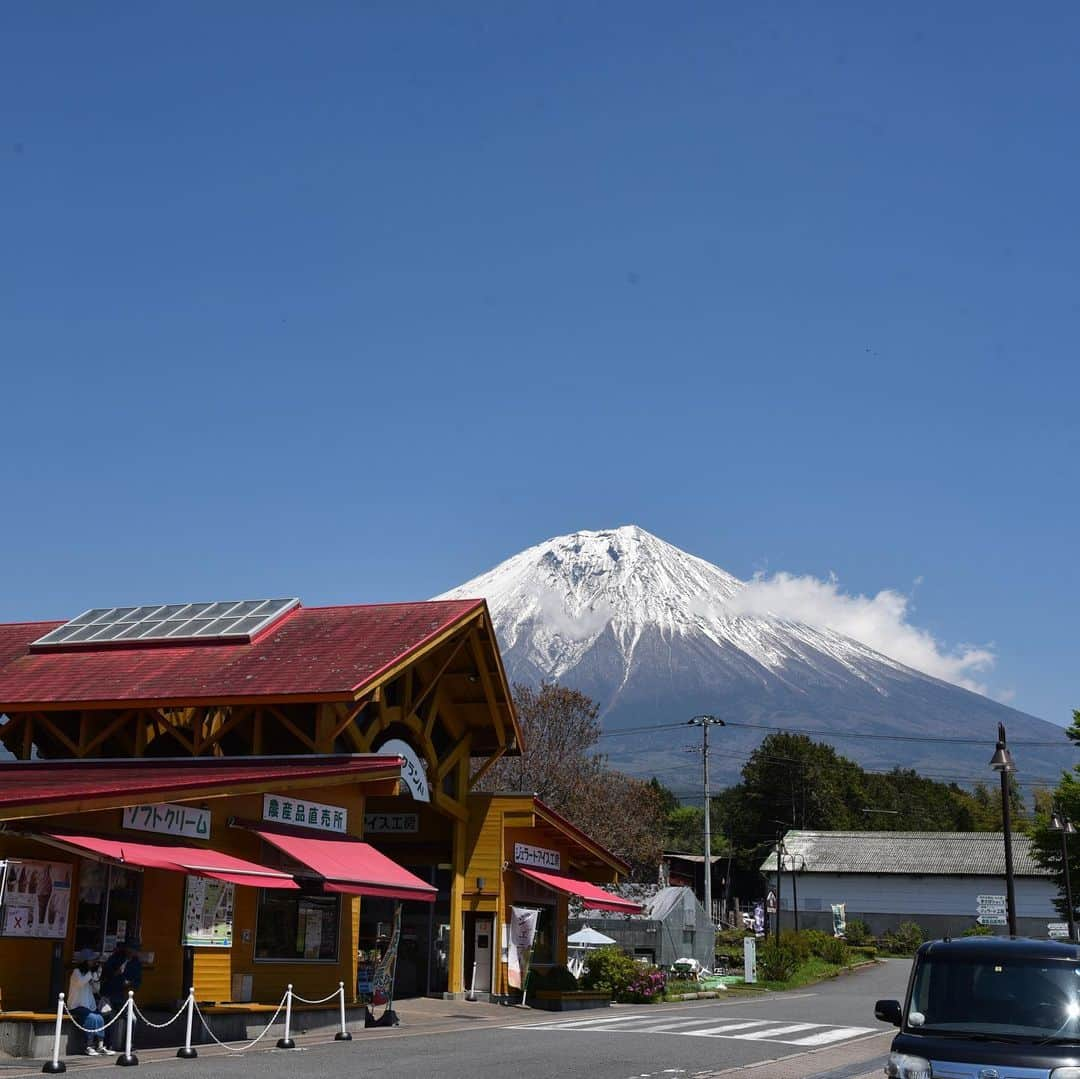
xmin=977 ymin=914 xmax=1008 ymax=926
xmin=1048 ymin=922 xmax=1070 ymax=939
xmin=977 ymin=894 xmax=1007 ymax=908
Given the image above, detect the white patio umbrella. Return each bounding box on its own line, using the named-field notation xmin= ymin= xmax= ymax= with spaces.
xmin=568 ymin=925 xmax=616 ymax=949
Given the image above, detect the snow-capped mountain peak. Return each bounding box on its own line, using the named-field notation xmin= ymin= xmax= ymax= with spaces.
xmin=436 ymin=527 xmax=1068 ymax=783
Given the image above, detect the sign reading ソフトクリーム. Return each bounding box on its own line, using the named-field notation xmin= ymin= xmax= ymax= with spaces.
xmin=263 ymin=795 xmax=347 ymax=833
xmin=123 ymin=803 xmax=210 ymax=839
xmin=513 ymin=843 xmax=561 ymax=871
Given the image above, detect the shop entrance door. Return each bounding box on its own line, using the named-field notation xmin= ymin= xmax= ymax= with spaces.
xmin=471 ymin=916 xmax=493 ymax=994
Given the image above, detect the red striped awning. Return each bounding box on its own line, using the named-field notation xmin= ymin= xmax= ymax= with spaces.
xmin=253 ymin=830 xmax=437 ymax=903
xmin=516 ymin=867 xmax=641 ymax=913
xmin=45 ymin=833 xmax=298 ymax=890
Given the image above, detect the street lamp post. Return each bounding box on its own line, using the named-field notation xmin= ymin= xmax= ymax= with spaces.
xmin=1050 ymin=806 xmax=1077 ymax=943
xmin=989 ymin=722 xmax=1018 ymax=938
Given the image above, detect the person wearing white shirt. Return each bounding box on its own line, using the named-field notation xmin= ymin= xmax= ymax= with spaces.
xmin=67 ymin=952 xmax=106 ymax=1055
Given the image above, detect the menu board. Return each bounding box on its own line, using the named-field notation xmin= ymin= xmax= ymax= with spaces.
xmin=1 ymin=860 xmax=72 ymax=939
xmin=182 ymin=876 xmax=235 ymax=948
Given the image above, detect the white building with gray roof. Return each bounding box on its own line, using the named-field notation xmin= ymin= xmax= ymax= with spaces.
xmin=760 ymin=831 xmax=1059 ymax=939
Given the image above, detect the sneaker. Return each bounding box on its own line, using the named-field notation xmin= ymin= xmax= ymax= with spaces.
xmin=85 ymin=1047 xmax=99 ymax=1056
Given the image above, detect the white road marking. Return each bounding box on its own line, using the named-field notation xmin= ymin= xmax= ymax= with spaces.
xmin=506 ymin=1014 xmax=876 ymax=1047
xmin=728 ymin=1022 xmax=821 ymax=1040
xmin=784 ymin=1025 xmax=877 ymax=1046
xmin=672 ymin=1020 xmax=774 ymax=1036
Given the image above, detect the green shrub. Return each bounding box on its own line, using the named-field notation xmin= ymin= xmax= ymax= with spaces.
xmin=780 ymin=929 xmax=811 ymax=963
xmin=819 ymin=936 xmax=850 ymax=966
xmin=757 ymin=938 xmax=799 ymax=982
xmin=882 ymin=921 xmax=924 ymax=954
xmin=851 ymin=944 xmax=877 ymax=959
xmin=528 ymin=965 xmax=580 ymax=992
xmin=961 ymin=925 xmax=995 ymax=937
xmin=583 ymin=950 xmax=639 ymax=997
xmin=716 ymin=928 xmax=750 ymax=949
xmin=845 ymin=919 xmax=871 ymax=946
xmin=800 ymin=929 xmax=832 ymax=958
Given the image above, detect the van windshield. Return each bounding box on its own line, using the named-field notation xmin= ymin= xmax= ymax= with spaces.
xmin=909 ymin=954 xmax=1080 ymax=1040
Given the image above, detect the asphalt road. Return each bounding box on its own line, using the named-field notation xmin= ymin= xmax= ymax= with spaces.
xmin=2 ymin=960 xmax=912 ymax=1079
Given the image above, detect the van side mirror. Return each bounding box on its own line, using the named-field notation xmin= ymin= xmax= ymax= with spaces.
xmin=875 ymin=999 xmax=902 ymax=1027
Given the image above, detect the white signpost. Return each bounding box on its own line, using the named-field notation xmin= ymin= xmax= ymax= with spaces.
xmin=1048 ymin=922 xmax=1070 ymax=939
xmin=743 ymin=936 xmax=757 ymax=983
xmin=976 ymin=894 xmax=1008 ymax=927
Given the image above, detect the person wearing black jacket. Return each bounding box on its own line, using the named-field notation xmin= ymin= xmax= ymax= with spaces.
xmin=101 ymin=941 xmax=142 ymax=1052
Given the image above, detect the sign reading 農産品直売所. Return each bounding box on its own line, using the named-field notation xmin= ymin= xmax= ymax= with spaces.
xmin=123 ymin=803 xmax=210 ymax=840
xmin=263 ymin=794 xmax=347 ymax=833
xmin=513 ymin=843 xmax=561 ymax=871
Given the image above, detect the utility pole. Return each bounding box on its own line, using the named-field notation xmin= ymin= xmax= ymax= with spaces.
xmin=688 ymin=715 xmax=725 ymax=928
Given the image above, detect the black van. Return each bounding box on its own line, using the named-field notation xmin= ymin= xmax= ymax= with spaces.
xmin=875 ymin=936 xmax=1080 ymax=1079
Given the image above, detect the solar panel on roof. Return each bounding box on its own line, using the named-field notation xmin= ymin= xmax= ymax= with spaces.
xmin=30 ymin=598 xmax=299 ymax=651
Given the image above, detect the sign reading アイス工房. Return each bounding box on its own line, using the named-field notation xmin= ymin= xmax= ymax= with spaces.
xmin=263 ymin=794 xmax=347 ymax=833
xmin=513 ymin=843 xmax=561 ymax=871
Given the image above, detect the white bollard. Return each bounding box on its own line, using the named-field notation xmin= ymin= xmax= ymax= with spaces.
xmin=275 ymin=984 xmax=296 ymax=1050
xmin=116 ymin=990 xmax=138 ymax=1067
xmin=334 ymin=981 xmax=352 ymax=1041
xmin=176 ymin=988 xmax=197 ymax=1059
xmin=41 ymin=991 xmax=66 ymax=1074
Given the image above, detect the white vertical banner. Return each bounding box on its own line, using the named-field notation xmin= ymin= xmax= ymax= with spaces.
xmin=508 ymin=906 xmax=539 ymax=990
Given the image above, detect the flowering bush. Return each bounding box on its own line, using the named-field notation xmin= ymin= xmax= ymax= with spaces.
xmin=582 ymin=947 xmax=666 ymax=1002
xmin=625 ymin=967 xmax=667 ymax=1003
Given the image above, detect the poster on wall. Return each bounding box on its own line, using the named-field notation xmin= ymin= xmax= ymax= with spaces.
xmin=831 ymin=902 xmax=847 ymax=938
xmin=182 ymin=875 xmax=235 ymax=948
xmin=1 ymin=860 xmax=72 ymax=939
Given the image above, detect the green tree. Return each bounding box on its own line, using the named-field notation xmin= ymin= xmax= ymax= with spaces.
xmin=1030 ymin=710 xmax=1080 ymax=923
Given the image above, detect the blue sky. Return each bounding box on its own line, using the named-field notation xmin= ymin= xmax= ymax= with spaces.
xmin=2 ymin=2 xmax=1077 ymax=725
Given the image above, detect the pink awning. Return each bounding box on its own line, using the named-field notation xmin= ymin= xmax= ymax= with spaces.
xmin=45 ymin=833 xmax=298 ymax=889
xmin=253 ymin=830 xmax=437 ymax=903
xmin=516 ymin=867 xmax=641 ymax=913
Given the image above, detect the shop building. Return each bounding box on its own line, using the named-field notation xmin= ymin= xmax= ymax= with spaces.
xmin=0 ymin=598 xmax=634 ymax=1015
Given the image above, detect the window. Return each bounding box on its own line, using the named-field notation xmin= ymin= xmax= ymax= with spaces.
xmin=74 ymin=862 xmax=141 ymax=954
xmin=255 ymin=892 xmax=339 ymax=962
xmin=530 ymin=905 xmax=556 ymax=965
xmin=682 ymin=928 xmax=695 ymax=945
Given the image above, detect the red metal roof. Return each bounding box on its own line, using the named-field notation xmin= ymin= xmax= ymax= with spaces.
xmin=0 ymin=755 xmax=401 ymax=813
xmin=515 ymin=867 xmax=642 ymax=913
xmin=44 ymin=833 xmax=300 ymax=890
xmin=256 ymin=830 xmax=437 ymax=903
xmin=0 ymin=601 xmax=483 ymax=708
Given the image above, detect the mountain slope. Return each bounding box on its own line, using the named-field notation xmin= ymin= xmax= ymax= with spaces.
xmin=438 ymin=526 xmax=1071 ymax=789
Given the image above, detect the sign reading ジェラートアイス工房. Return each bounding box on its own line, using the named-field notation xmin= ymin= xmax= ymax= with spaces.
xmin=263 ymin=794 xmax=347 ymax=833
xmin=513 ymin=843 xmax=561 ymax=870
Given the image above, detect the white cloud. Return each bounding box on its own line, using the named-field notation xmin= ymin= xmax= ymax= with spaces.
xmin=727 ymin=571 xmax=996 ymax=694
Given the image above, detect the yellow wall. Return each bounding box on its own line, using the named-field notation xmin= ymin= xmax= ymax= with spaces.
xmin=0 ymin=784 xmax=368 ymax=1011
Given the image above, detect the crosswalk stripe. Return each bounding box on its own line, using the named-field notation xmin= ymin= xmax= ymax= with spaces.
xmin=632 ymin=1018 xmax=769 ymax=1034
xmin=672 ymin=1020 xmax=776 ymax=1036
xmin=731 ymin=1023 xmax=822 ymax=1040
xmin=785 ymin=1026 xmax=876 ymax=1046
xmin=529 ymin=1015 xmax=649 ymax=1030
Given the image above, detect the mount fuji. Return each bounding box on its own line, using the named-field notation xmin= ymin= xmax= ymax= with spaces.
xmin=437 ymin=526 xmax=1071 ymax=790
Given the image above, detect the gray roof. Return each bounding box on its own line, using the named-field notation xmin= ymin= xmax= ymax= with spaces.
xmin=759 ymin=831 xmax=1051 ymax=878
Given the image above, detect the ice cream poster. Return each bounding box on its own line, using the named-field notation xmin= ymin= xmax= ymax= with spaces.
xmin=2 ymin=860 xmax=72 ymax=939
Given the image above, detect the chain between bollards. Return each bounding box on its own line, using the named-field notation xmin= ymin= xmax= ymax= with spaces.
xmin=176 ymin=988 xmax=197 ymax=1059
xmin=40 ymin=992 xmax=66 ymax=1074
xmin=275 ymin=984 xmax=296 ymax=1050
xmin=116 ymin=991 xmax=138 ymax=1067
xmin=334 ymin=982 xmax=352 ymax=1041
